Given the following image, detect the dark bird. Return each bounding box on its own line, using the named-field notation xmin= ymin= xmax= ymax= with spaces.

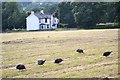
xmin=16 ymin=64 xmax=26 ymax=70
xmin=76 ymin=49 xmax=84 ymax=53
xmin=38 ymin=60 xmax=46 ymax=65
xmin=103 ymin=51 xmax=112 ymax=57
xmin=54 ymin=58 xmax=63 ymax=64
xmin=102 ymin=77 xmax=109 ymax=80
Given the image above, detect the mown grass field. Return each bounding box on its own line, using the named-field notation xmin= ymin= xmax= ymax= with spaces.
xmin=1 ymin=29 xmax=119 ymax=78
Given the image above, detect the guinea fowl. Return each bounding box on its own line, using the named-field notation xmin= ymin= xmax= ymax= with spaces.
xmin=102 ymin=77 xmax=109 ymax=80
xmin=54 ymin=58 xmax=63 ymax=64
xmin=16 ymin=64 xmax=26 ymax=71
xmin=38 ymin=60 xmax=46 ymax=65
xmin=103 ymin=51 xmax=112 ymax=57
xmin=76 ymin=49 xmax=84 ymax=53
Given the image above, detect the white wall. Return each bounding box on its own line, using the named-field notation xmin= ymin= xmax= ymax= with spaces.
xmin=40 ymin=19 xmax=44 ymax=23
xmin=50 ymin=16 xmax=54 ymax=29
xmin=47 ymin=19 xmax=50 ymax=24
xmin=26 ymin=14 xmax=39 ymax=31
xmin=26 ymin=12 xmax=58 ymax=30
xmin=51 ymin=17 xmax=58 ymax=29
xmin=39 ymin=18 xmax=51 ymax=29
xmin=54 ymin=17 xmax=59 ymax=24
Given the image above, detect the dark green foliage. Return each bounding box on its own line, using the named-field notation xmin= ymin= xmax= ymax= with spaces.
xmin=44 ymin=4 xmax=58 ymax=14
xmin=2 ymin=2 xmax=28 ymax=31
xmin=58 ymin=23 xmax=68 ymax=28
xmin=58 ymin=2 xmax=76 ymax=28
xmin=0 ymin=2 xmax=2 ymax=32
xmin=58 ymin=2 xmax=119 ymax=29
xmin=116 ymin=2 xmax=120 ymax=26
xmin=53 ymin=9 xmax=59 ymax=18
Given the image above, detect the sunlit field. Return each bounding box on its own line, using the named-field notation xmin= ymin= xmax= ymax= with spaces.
xmin=1 ymin=29 xmax=119 ymax=78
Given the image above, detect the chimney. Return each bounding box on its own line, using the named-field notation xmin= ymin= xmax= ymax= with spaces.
xmin=40 ymin=10 xmax=44 ymax=14
xmin=31 ymin=11 xmax=34 ymax=14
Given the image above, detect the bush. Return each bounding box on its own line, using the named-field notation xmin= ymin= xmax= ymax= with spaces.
xmin=58 ymin=23 xmax=68 ymax=28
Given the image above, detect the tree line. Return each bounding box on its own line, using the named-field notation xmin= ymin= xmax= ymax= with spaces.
xmin=2 ymin=2 xmax=120 ymax=31
xmin=2 ymin=2 xmax=28 ymax=31
xmin=57 ymin=2 xmax=119 ymax=29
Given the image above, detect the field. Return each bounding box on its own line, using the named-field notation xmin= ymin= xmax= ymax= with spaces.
xmin=1 ymin=29 xmax=119 ymax=78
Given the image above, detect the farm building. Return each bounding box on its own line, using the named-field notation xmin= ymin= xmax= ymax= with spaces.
xmin=26 ymin=10 xmax=59 ymax=31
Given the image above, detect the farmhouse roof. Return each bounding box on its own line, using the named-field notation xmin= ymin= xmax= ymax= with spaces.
xmin=34 ymin=12 xmax=52 ymax=19
xmin=40 ymin=23 xmax=46 ymax=25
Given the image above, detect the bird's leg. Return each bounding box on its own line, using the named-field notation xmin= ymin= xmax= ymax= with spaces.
xmin=21 ymin=69 xmax=24 ymax=72
xmin=24 ymin=69 xmax=27 ymax=71
xmin=58 ymin=63 xmax=62 ymax=65
xmin=42 ymin=65 xmax=45 ymax=66
xmin=100 ymin=56 xmax=104 ymax=60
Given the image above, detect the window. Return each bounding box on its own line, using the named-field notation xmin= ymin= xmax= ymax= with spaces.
xmin=47 ymin=25 xmax=49 ymax=28
xmin=39 ymin=25 xmax=41 ymax=29
xmin=39 ymin=19 xmax=41 ymax=23
xmin=41 ymin=25 xmax=43 ymax=29
xmin=45 ymin=18 xmax=47 ymax=23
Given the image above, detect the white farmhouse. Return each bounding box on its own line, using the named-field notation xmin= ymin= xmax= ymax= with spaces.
xmin=26 ymin=11 xmax=59 ymax=31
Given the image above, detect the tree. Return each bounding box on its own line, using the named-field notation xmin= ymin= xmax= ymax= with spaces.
xmin=68 ymin=2 xmax=118 ymax=29
xmin=53 ymin=9 xmax=59 ymax=18
xmin=71 ymin=2 xmax=105 ymax=28
xmin=116 ymin=2 xmax=120 ymax=27
xmin=58 ymin=2 xmax=76 ymax=28
xmin=2 ymin=2 xmax=28 ymax=31
xmin=2 ymin=2 xmax=19 ymax=30
xmin=18 ymin=11 xmax=28 ymax=29
xmin=0 ymin=2 xmax=2 ymax=32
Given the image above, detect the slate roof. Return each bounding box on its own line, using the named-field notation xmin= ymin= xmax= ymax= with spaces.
xmin=34 ymin=12 xmax=52 ymax=19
